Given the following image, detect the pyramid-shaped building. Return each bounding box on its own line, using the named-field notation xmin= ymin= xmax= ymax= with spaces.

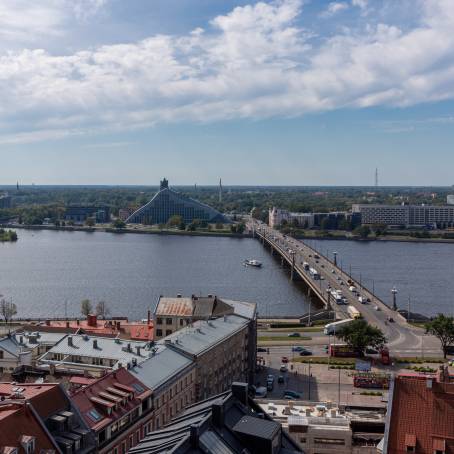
xmin=126 ymin=178 xmax=228 ymax=225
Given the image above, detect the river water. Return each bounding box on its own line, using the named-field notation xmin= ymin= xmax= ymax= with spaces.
xmin=0 ymin=229 xmax=310 ymax=320
xmin=304 ymin=238 xmax=454 ymax=317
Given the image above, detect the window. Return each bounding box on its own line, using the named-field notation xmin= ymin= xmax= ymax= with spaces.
xmin=121 ymin=442 xmax=126 ymax=454
xmin=166 ymin=318 xmax=172 ymax=325
xmin=180 ymin=319 xmax=184 ymax=326
xmin=156 ymin=329 xmax=162 ymax=337
xmin=98 ymin=430 xmax=107 ymax=444
xmin=129 ymin=435 xmax=134 ymax=448
xmin=157 ymin=318 xmax=163 ymax=325
xmin=406 ymin=447 xmax=415 ymax=453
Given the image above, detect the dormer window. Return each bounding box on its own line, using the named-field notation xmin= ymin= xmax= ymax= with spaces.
xmin=19 ymin=435 xmax=35 ymax=454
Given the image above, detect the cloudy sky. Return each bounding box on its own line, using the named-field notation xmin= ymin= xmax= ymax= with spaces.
xmin=1 ymin=0 xmax=454 ymax=185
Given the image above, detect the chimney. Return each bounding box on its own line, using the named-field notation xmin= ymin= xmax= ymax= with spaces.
xmin=93 ymin=339 xmax=98 ymax=349
xmin=67 ymin=336 xmax=73 ymax=347
xmin=66 ymin=321 xmax=70 ymax=328
xmin=45 ymin=320 xmax=50 ymax=326
xmin=190 ymin=424 xmax=199 ymax=448
xmin=127 ymin=343 xmax=131 ymax=352
xmin=231 ymin=382 xmax=248 ymax=406
xmin=147 ymin=310 xmax=151 ymax=325
xmin=135 ymin=346 xmax=141 ymax=356
xmin=116 ymin=321 xmax=121 ymax=330
xmin=87 ymin=314 xmax=97 ymax=327
xmin=212 ymin=400 xmax=224 ymax=427
xmin=76 ymin=319 xmax=80 ymax=326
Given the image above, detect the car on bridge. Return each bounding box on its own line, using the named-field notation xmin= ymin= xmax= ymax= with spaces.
xmin=299 ymin=349 xmax=312 ymax=356
xmin=288 ymin=332 xmax=301 ymax=337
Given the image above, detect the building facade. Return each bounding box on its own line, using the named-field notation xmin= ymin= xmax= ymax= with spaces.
xmin=353 ymin=203 xmax=454 ymax=228
xmin=447 ymin=195 xmax=454 ymax=205
xmin=125 ymin=178 xmax=228 ymax=225
xmin=64 ymin=206 xmax=110 ymax=224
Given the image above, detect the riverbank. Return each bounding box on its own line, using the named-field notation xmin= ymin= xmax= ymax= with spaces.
xmin=4 ymin=224 xmax=252 ymax=239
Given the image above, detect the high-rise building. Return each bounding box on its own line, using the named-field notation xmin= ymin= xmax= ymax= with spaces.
xmin=126 ymin=178 xmax=228 ymax=225
xmin=447 ymin=195 xmax=454 ymax=205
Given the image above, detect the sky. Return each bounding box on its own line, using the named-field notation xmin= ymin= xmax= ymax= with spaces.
xmin=1 ymin=0 xmax=454 ymax=186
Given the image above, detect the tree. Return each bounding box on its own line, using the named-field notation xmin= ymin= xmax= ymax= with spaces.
xmin=85 ymin=217 xmax=95 ymax=227
xmin=167 ymin=215 xmax=183 ymax=228
xmin=337 ymin=319 xmax=386 ymax=356
xmin=236 ymin=223 xmax=245 ymax=234
xmin=95 ymin=301 xmax=110 ymax=319
xmin=81 ymin=299 xmax=93 ymax=317
xmin=425 ymin=314 xmax=454 ymax=358
xmin=112 ymin=219 xmax=126 ymax=229
xmin=353 ymin=225 xmax=371 ymax=238
xmin=0 ymin=296 xmax=17 ymax=323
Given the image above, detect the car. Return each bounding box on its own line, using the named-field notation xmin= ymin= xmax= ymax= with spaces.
xmin=288 ymin=332 xmax=301 ymax=338
xmin=292 ymin=346 xmax=304 ymax=352
xmin=255 ymin=386 xmax=267 ymax=398
xmin=387 ymin=316 xmax=395 ymax=322
xmin=340 ymin=281 xmax=344 ymax=286
xmin=257 ymin=347 xmax=267 ymax=352
xmin=374 ymin=305 xmax=380 ymax=311
xmin=299 ymin=349 xmax=312 ymax=356
xmin=281 ymin=356 xmax=289 ymax=363
xmin=366 ymin=297 xmax=371 ymax=302
xmin=267 ymin=374 xmax=275 ymax=383
xmin=267 ymin=381 xmax=274 ymax=391
xmin=283 ymin=390 xmax=301 ymax=399
xmin=365 ymin=347 xmax=378 ymax=354
xmin=331 ymin=269 xmax=336 ymax=274
xmin=280 ymin=364 xmax=288 ymax=372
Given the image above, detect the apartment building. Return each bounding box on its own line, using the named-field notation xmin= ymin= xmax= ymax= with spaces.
xmin=39 ymin=334 xmax=151 ymax=377
xmin=153 ymin=294 xmax=256 ymax=340
xmin=70 ymin=368 xmax=152 ymax=454
xmin=163 ymin=314 xmax=256 ymax=400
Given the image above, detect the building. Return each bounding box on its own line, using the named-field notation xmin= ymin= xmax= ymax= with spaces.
xmin=129 ymin=344 xmax=196 ymax=430
xmin=118 ymin=208 xmax=136 ymax=221
xmin=64 ymin=206 xmax=110 ymax=224
xmin=0 ymin=194 xmax=11 ymax=209
xmin=0 ymin=382 xmax=96 ymax=453
xmin=352 ymin=204 xmax=454 ymax=228
xmin=153 ymin=294 xmax=256 ymax=339
xmin=38 ymin=334 xmax=152 ymax=377
xmin=69 ymin=367 xmax=153 ymax=454
xmin=163 ymin=314 xmax=256 ymax=401
xmin=383 ymin=367 xmax=454 ymax=454
xmin=129 ymin=382 xmax=303 ymax=454
xmin=269 ymin=207 xmax=313 ymax=229
xmin=0 ymin=335 xmax=33 ymax=375
xmin=125 ymin=178 xmax=228 ymax=225
xmin=259 ymin=400 xmax=385 ymax=454
xmin=447 ymin=195 xmax=454 ymax=205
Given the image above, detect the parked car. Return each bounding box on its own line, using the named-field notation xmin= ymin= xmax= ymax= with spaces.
xmin=281 ymin=356 xmax=289 ymax=363
xmin=283 ymin=390 xmax=301 ymax=399
xmin=255 ymin=386 xmax=267 ymax=398
xmin=278 ymin=375 xmax=285 ymax=384
xmin=292 ymin=346 xmax=304 ymax=352
xmin=267 ymin=381 xmax=274 ymax=391
xmin=299 ymin=349 xmax=312 ymax=356
xmin=257 ymin=347 xmax=267 ymax=352
xmin=288 ymin=332 xmax=301 ymax=338
xmin=280 ymin=364 xmax=288 ymax=372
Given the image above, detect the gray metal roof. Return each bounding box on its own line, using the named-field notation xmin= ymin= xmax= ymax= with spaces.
xmin=130 ymin=344 xmax=194 ymax=391
xmin=162 ymin=315 xmax=249 ymax=356
xmin=39 ymin=334 xmax=151 ymax=367
xmin=232 ymin=415 xmax=280 ymax=440
xmin=199 ymin=429 xmax=235 ymax=454
xmin=0 ymin=336 xmax=21 ymax=357
xmin=13 ymin=331 xmax=67 ymax=349
xmin=222 ymin=299 xmax=257 ymax=320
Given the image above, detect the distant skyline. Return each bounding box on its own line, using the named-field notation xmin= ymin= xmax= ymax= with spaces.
xmin=1 ymin=0 xmax=454 ymax=185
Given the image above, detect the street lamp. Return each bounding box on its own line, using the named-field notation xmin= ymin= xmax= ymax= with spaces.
xmin=333 ymin=251 xmax=338 ymax=266
xmin=391 ymin=287 xmax=398 ymax=311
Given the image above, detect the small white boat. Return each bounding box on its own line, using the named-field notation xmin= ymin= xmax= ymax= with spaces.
xmin=244 ymin=259 xmax=262 ymax=267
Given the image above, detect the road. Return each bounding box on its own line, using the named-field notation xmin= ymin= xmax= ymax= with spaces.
xmin=250 ymin=219 xmax=442 ymax=356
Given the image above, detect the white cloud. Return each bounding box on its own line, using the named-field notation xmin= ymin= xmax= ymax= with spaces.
xmin=1 ymin=0 xmax=454 ymax=143
xmin=352 ymin=0 xmax=368 ymax=9
xmin=321 ymin=2 xmax=349 ymax=17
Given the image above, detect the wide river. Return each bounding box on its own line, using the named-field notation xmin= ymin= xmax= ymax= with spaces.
xmin=1 ymin=230 xmax=453 ymax=320
xmin=0 ymin=229 xmax=311 ymax=320
xmin=305 ymin=238 xmax=454 ymax=317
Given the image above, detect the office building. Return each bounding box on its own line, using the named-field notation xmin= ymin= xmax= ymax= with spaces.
xmin=0 ymin=382 xmax=96 ymax=453
xmin=353 ymin=203 xmax=454 ymax=228
xmin=64 ymin=206 xmax=110 ymax=224
xmin=382 ymin=367 xmax=454 ymax=453
xmin=153 ymin=294 xmax=256 ymax=339
xmin=69 ymin=367 xmax=153 ymax=454
xmin=269 ymin=207 xmax=315 ymax=229
xmin=125 ymin=178 xmax=228 ymax=225
xmin=129 ymin=382 xmax=302 ymax=454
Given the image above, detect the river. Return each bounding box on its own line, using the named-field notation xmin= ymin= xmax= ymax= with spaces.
xmin=0 ymin=229 xmax=310 ymax=319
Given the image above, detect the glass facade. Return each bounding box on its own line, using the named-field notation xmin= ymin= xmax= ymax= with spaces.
xmin=126 ymin=179 xmax=227 ymax=225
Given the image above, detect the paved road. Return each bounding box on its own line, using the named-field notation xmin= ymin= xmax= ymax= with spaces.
xmin=250 ymin=220 xmax=442 ymax=355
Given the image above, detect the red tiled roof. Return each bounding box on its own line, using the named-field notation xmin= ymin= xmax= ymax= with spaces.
xmin=388 ymin=375 xmax=454 ymax=454
xmin=70 ymin=367 xmax=151 ymax=433
xmin=0 ymin=383 xmax=67 ymax=420
xmin=0 ymin=403 xmax=58 ymax=451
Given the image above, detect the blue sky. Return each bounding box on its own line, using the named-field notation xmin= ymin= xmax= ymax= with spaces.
xmin=1 ymin=0 xmax=454 ymax=186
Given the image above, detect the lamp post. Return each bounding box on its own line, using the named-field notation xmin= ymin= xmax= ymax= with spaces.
xmin=333 ymin=251 xmax=338 ymax=266
xmin=391 ymin=287 xmax=398 ymax=311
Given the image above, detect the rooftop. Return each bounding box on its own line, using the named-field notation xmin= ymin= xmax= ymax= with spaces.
xmin=163 ymin=315 xmax=249 ymax=356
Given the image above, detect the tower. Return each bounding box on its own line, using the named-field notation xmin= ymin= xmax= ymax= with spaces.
xmin=219 ymin=178 xmax=222 ymax=203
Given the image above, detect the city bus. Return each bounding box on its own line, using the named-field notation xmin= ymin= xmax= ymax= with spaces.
xmin=323 ymin=318 xmax=354 ymax=335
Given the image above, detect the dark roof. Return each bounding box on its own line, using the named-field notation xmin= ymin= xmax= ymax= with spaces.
xmin=129 ymin=382 xmax=302 ymax=454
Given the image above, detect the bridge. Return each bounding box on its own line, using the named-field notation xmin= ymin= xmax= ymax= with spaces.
xmin=248 ymin=219 xmax=439 ymax=354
